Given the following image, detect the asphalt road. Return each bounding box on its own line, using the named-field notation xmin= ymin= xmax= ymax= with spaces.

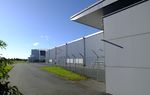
xmin=8 ymin=63 xmax=105 ymax=95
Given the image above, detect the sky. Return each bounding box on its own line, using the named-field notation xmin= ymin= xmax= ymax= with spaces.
xmin=0 ymin=0 xmax=99 ymax=59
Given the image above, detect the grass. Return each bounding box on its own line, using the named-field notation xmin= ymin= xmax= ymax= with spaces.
xmin=41 ymin=66 xmax=87 ymax=81
xmin=0 ymin=65 xmax=13 ymax=78
xmin=13 ymin=60 xmax=27 ymax=64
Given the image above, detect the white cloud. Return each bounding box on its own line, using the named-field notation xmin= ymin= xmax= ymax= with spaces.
xmin=40 ymin=35 xmax=49 ymax=41
xmin=33 ymin=42 xmax=39 ymax=46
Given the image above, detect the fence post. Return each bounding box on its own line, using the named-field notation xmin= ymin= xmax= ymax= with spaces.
xmin=65 ymin=43 xmax=68 ymax=65
xmin=72 ymin=54 xmax=76 ymax=72
xmin=55 ymin=47 xmax=57 ymax=65
xmin=83 ymin=37 xmax=86 ymax=66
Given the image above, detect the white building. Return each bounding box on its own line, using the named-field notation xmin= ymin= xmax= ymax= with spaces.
xmin=46 ymin=49 xmax=51 ymax=63
xmin=56 ymin=44 xmax=67 ymax=65
xmin=71 ymin=0 xmax=150 ymax=95
xmin=67 ymin=37 xmax=84 ymax=65
xmin=29 ymin=49 xmax=46 ymax=62
xmin=49 ymin=48 xmax=56 ymax=64
xmin=46 ymin=31 xmax=105 ymax=81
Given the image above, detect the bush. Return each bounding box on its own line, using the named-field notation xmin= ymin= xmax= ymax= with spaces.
xmin=0 ymin=40 xmax=23 ymax=95
xmin=0 ymin=58 xmax=23 ymax=95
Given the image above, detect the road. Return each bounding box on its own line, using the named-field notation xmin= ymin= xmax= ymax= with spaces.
xmin=8 ymin=63 xmax=105 ymax=95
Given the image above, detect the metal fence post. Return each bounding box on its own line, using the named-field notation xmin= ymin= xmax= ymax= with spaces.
xmin=72 ymin=54 xmax=76 ymax=72
xmin=83 ymin=37 xmax=86 ymax=67
xmin=55 ymin=47 xmax=57 ymax=65
xmin=65 ymin=43 xmax=68 ymax=66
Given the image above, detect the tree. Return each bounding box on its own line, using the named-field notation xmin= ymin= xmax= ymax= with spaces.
xmin=0 ymin=40 xmax=7 ymax=49
xmin=0 ymin=40 xmax=8 ymax=79
xmin=0 ymin=40 xmax=22 ymax=95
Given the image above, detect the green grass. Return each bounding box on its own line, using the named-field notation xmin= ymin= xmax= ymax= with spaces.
xmin=41 ymin=66 xmax=87 ymax=81
xmin=13 ymin=60 xmax=27 ymax=64
xmin=0 ymin=65 xmax=13 ymax=78
xmin=3 ymin=65 xmax=13 ymax=72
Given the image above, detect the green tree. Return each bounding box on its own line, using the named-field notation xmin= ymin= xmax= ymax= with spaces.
xmin=0 ymin=40 xmax=7 ymax=49
xmin=0 ymin=40 xmax=8 ymax=79
xmin=0 ymin=40 xmax=22 ymax=95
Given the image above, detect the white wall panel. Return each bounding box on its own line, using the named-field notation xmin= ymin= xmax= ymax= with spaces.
xmin=67 ymin=39 xmax=84 ymax=59
xmin=106 ymin=67 xmax=150 ymax=95
xmin=104 ymin=1 xmax=150 ymax=95
xmin=85 ymin=32 xmax=104 ymax=65
xmin=46 ymin=49 xmax=50 ymax=63
xmin=50 ymin=48 xmax=55 ymax=63
xmin=104 ymin=0 xmax=150 ymax=40
xmin=56 ymin=45 xmax=66 ymax=64
xmin=105 ymin=33 xmax=150 ymax=67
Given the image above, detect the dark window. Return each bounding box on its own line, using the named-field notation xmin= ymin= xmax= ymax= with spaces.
xmin=40 ymin=51 xmax=46 ymax=56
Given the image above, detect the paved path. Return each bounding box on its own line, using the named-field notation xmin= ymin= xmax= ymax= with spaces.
xmin=9 ymin=63 xmax=105 ymax=95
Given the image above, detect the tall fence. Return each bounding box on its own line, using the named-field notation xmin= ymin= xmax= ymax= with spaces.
xmin=46 ymin=31 xmax=105 ymax=81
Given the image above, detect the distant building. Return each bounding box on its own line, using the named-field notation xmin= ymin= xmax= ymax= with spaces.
xmin=28 ymin=49 xmax=46 ymax=62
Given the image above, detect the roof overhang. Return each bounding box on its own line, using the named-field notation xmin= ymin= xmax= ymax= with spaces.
xmin=71 ymin=0 xmax=147 ymax=30
xmin=71 ymin=0 xmax=118 ymax=30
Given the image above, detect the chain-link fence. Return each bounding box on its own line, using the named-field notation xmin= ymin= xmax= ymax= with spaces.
xmin=47 ymin=32 xmax=105 ymax=82
xmin=48 ymin=56 xmax=105 ymax=82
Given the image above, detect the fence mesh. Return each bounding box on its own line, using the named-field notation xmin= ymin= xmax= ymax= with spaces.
xmin=49 ymin=56 xmax=105 ymax=82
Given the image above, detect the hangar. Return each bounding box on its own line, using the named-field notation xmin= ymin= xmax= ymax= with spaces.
xmin=71 ymin=0 xmax=150 ymax=95
xmin=46 ymin=31 xmax=105 ymax=81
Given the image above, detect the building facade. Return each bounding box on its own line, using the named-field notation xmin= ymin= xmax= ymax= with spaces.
xmin=46 ymin=31 xmax=105 ymax=81
xmin=29 ymin=49 xmax=46 ymax=62
xmin=71 ymin=0 xmax=150 ymax=95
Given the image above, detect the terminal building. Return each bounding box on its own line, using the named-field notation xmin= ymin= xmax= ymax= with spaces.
xmin=28 ymin=49 xmax=46 ymax=62
xmin=71 ymin=0 xmax=150 ymax=95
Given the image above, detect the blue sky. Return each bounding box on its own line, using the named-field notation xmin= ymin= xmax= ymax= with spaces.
xmin=0 ymin=0 xmax=99 ymax=59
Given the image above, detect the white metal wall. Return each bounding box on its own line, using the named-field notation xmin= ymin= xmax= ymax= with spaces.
xmin=85 ymin=32 xmax=104 ymax=66
xmin=46 ymin=49 xmax=50 ymax=63
xmin=46 ymin=32 xmax=105 ymax=81
xmin=104 ymin=1 xmax=150 ymax=95
xmin=56 ymin=45 xmax=66 ymax=65
xmin=49 ymin=48 xmax=56 ymax=64
xmin=67 ymin=39 xmax=84 ymax=60
xmin=84 ymin=32 xmax=105 ymax=81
